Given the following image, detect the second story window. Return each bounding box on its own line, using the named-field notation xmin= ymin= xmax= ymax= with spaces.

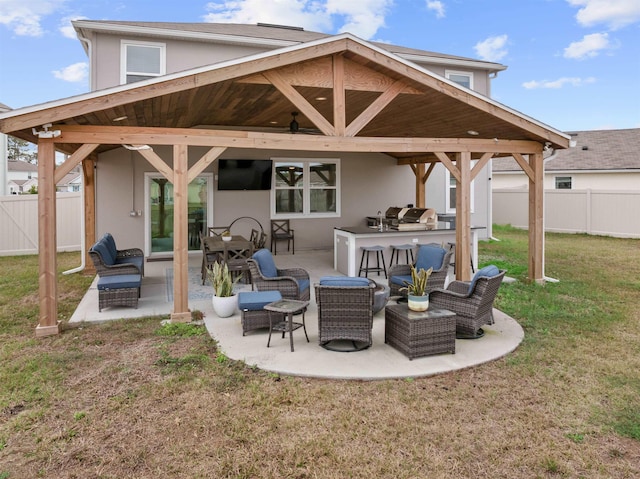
xmin=121 ymin=41 xmax=166 ymax=84
xmin=445 ymin=70 xmax=473 ymax=90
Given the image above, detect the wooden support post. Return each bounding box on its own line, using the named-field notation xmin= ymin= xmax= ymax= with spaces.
xmin=36 ymin=138 xmax=59 ymax=337
xmin=83 ymin=157 xmax=96 ymax=275
xmin=455 ymin=152 xmax=472 ymax=281
xmin=415 ymin=163 xmax=425 ymax=208
xmin=171 ymin=144 xmax=192 ymax=322
xmin=529 ymin=151 xmax=545 ymax=283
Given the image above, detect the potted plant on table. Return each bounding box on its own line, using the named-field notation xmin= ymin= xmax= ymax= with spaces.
xmin=401 ymin=265 xmax=433 ymax=312
xmin=221 ymin=230 xmax=232 ymax=242
xmin=208 ymin=262 xmax=241 ymax=317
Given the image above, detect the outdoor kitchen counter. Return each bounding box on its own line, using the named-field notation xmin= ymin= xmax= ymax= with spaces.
xmin=334 ymin=224 xmax=485 ymax=277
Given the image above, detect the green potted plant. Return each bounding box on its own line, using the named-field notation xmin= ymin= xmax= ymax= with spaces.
xmin=207 ymin=262 xmax=241 ymax=317
xmin=401 ymin=265 xmax=433 ymax=311
xmin=221 ymin=230 xmax=232 ymax=242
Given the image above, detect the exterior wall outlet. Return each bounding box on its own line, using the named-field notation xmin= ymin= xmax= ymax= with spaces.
xmin=129 ymin=210 xmax=137 ymax=217
xmin=412 ymin=238 xmax=419 ymax=243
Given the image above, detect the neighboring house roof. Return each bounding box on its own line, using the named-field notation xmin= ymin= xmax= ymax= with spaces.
xmin=7 ymin=159 xmax=38 ymax=172
xmin=0 ymin=102 xmax=10 ymax=112
xmin=493 ymin=128 xmax=640 ymax=172
xmin=73 ymin=20 xmax=508 ymax=73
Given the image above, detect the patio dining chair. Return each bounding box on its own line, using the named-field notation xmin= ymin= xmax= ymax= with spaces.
xmin=200 ymin=230 xmax=220 ymax=285
xmin=388 ymin=243 xmax=452 ymax=297
xmin=270 ymin=219 xmax=294 ymax=255
xmin=208 ymin=225 xmax=230 ymax=237
xmin=247 ymin=248 xmax=310 ymax=301
xmin=429 ymin=265 xmax=506 ymax=339
xmin=222 ymin=242 xmax=254 ymax=284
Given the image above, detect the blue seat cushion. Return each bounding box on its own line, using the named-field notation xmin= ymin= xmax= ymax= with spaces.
xmin=467 ymin=265 xmax=500 ymax=295
xmin=297 ymin=278 xmax=310 ymax=293
xmin=117 ymin=255 xmax=144 ymax=272
xmin=97 ymin=274 xmax=141 ymax=290
xmin=390 ymin=274 xmax=412 ymax=286
xmin=252 ymin=248 xmax=278 ymax=278
xmin=319 ymin=276 xmax=370 ymax=287
xmin=415 ymin=244 xmax=446 ymax=272
xmin=238 ymin=291 xmax=282 ymax=310
xmin=91 ymin=240 xmax=115 ymax=265
xmin=102 ymin=233 xmax=118 ymax=260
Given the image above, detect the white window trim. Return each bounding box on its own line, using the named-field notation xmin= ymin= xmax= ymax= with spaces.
xmin=555 ymin=176 xmax=573 ymax=190
xmin=445 ymin=162 xmax=476 ymax=214
xmin=120 ymin=40 xmax=166 ymax=85
xmin=445 ymin=69 xmax=474 ymax=90
xmin=271 ymin=157 xmax=341 ymax=219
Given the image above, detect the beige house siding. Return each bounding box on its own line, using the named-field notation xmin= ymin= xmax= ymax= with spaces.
xmin=493 ymin=171 xmax=640 ymax=190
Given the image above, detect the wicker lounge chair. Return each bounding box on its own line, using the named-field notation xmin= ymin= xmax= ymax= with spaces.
xmin=89 ymin=233 xmax=144 ymax=277
xmin=429 ymin=265 xmax=506 ymax=338
xmin=314 ymin=276 xmax=375 ymax=351
xmin=388 ymin=243 xmax=452 ymax=297
xmin=247 ymin=249 xmax=310 ymax=301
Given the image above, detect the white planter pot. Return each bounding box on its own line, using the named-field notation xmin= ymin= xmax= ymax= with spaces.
xmin=212 ymin=294 xmax=237 ymax=318
xmin=407 ymin=294 xmax=429 ymax=312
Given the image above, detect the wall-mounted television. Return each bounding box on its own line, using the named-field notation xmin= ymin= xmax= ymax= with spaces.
xmin=217 ymin=159 xmax=273 ymax=190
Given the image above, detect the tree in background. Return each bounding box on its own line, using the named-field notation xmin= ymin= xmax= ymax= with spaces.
xmin=8 ymin=136 xmax=37 ymax=164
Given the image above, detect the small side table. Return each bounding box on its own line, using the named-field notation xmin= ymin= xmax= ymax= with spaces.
xmin=385 ymin=304 xmax=456 ymax=359
xmin=264 ymin=299 xmax=310 ymax=352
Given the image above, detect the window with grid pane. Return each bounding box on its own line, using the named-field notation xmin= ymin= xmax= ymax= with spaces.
xmin=122 ymin=41 xmax=165 ymax=84
xmin=272 ymin=159 xmax=339 ymax=217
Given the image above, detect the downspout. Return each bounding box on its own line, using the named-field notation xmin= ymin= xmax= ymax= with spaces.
xmin=63 ymin=30 xmax=93 ymax=275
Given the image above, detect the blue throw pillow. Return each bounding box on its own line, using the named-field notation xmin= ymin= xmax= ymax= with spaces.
xmin=252 ymin=248 xmax=278 ymax=278
xmin=467 ymin=265 xmax=500 ymax=295
xmin=415 ymin=244 xmax=446 ymax=272
xmin=92 ymin=240 xmax=115 ymax=265
xmin=319 ymin=276 xmax=370 ymax=287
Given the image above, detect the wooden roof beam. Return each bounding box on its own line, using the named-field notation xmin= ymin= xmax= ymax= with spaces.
xmin=53 ymin=125 xmax=546 ymax=155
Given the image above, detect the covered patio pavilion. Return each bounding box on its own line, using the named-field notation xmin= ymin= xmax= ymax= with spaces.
xmin=0 ymin=33 xmax=570 ymax=337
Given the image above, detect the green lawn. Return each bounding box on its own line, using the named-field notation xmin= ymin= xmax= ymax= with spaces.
xmin=1 ymin=225 xmax=638 ymax=478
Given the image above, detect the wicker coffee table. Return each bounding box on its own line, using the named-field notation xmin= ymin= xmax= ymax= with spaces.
xmin=385 ymin=304 xmax=456 ymax=359
xmin=264 ymin=299 xmax=310 ymax=352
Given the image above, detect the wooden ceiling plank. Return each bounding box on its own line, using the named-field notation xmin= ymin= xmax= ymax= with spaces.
xmin=343 ymin=38 xmax=570 ymax=149
xmin=54 ymin=143 xmax=99 ymax=184
xmin=263 ymin=70 xmax=335 ymax=136
xmin=345 ymin=79 xmax=406 ymax=137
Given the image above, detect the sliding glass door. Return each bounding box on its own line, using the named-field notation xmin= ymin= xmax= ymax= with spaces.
xmin=145 ymin=173 xmax=213 ymax=256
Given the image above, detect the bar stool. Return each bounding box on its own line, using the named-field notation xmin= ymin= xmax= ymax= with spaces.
xmin=447 ymin=242 xmax=475 ymax=273
xmin=389 ymin=244 xmax=415 ymax=266
xmin=359 ymin=245 xmax=387 ymax=278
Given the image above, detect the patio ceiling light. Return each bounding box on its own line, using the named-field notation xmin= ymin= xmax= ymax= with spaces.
xmin=112 ymin=115 xmax=128 ymax=122
xmin=467 ymin=130 xmax=479 ymax=136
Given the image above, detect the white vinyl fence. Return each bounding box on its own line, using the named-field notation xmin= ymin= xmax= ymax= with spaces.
xmin=0 ymin=192 xmax=82 ymax=256
xmin=493 ymin=188 xmax=640 ymax=238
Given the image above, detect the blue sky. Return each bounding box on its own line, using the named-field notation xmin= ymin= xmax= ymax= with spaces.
xmin=0 ymin=0 xmax=639 ymax=132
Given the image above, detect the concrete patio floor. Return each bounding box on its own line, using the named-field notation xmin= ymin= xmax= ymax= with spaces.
xmin=70 ymin=249 xmax=524 ymax=380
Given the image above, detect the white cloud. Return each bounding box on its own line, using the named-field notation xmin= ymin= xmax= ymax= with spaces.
xmin=203 ymin=0 xmax=393 ymax=40
xmin=563 ymin=32 xmax=611 ymax=59
xmin=60 ymin=16 xmax=86 ymax=39
xmin=473 ymin=34 xmax=508 ymax=62
xmin=522 ymin=77 xmax=596 ymax=89
xmin=0 ymin=0 xmax=66 ymax=37
xmin=567 ymin=0 xmax=640 ymax=30
xmin=52 ymin=62 xmax=88 ymax=82
xmin=426 ymin=1 xmax=445 ymax=18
